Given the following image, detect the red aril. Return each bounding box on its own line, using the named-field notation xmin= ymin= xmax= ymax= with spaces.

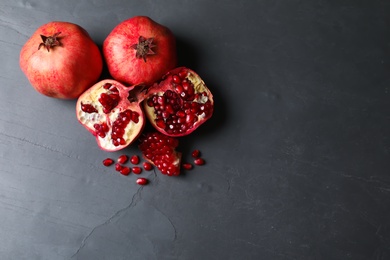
xmin=102 ymin=158 xmax=114 ymax=166
xmin=136 ymin=178 xmax=148 ymax=185
xmin=144 ymin=67 xmax=214 ymax=137
xmin=115 ymin=163 xmax=123 ymax=171
xmin=103 ymin=16 xmax=177 ymax=86
xmin=120 ymin=167 xmax=131 ymax=176
xmin=138 ymin=132 xmax=181 ymax=176
xmin=19 ymin=21 xmax=103 ymax=99
xmin=130 ymin=155 xmax=140 ymax=165
xmin=76 ymin=79 xmax=147 ymax=151
xmin=117 ymin=155 xmax=128 ymax=164
xmin=182 ymin=163 xmax=193 ymax=170
xmin=143 ymin=162 xmax=153 ymax=171
xmin=132 ymin=167 xmax=142 ymax=174
xmin=194 ymin=158 xmax=205 ymax=166
xmin=191 ymin=149 xmax=200 ymax=158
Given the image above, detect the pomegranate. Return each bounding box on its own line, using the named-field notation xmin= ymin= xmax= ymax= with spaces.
xmin=103 ymin=16 xmax=177 ymax=86
xmin=139 ymin=132 xmax=181 ymax=176
xmin=144 ymin=67 xmax=214 ymax=137
xmin=76 ymin=79 xmax=146 ymax=152
xmin=19 ymin=21 xmax=103 ymax=99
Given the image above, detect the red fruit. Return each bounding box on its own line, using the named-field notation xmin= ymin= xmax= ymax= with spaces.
xmin=144 ymin=67 xmax=214 ymax=137
xmin=139 ymin=132 xmax=181 ymax=176
xmin=191 ymin=149 xmax=200 ymax=158
xmin=103 ymin=16 xmax=177 ymax=86
xmin=117 ymin=155 xmax=128 ymax=164
xmin=102 ymin=158 xmax=114 ymax=166
xmin=130 ymin=155 xmax=140 ymax=165
xmin=120 ymin=167 xmax=131 ymax=175
xmin=194 ymin=158 xmax=205 ymax=166
xmin=19 ymin=21 xmax=103 ymax=99
xmin=132 ymin=167 xmax=142 ymax=174
xmin=136 ymin=178 xmax=148 ymax=185
xmin=76 ymin=79 xmax=147 ymax=151
xmin=182 ymin=163 xmax=193 ymax=170
xmin=143 ymin=162 xmax=153 ymax=171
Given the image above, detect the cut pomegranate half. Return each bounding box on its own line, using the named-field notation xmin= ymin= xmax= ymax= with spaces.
xmin=76 ymin=79 xmax=146 ymax=152
xmin=144 ymin=67 xmax=214 ymax=137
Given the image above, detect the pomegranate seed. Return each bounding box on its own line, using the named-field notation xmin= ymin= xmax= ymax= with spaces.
xmin=103 ymin=83 xmax=112 ymax=89
xmin=117 ymin=155 xmax=128 ymax=164
xmin=115 ymin=163 xmax=123 ymax=171
xmin=102 ymin=158 xmax=114 ymax=166
xmin=191 ymin=149 xmax=200 ymax=158
xmin=120 ymin=167 xmax=131 ymax=176
xmin=143 ymin=162 xmax=153 ymax=171
xmin=178 ymin=69 xmax=188 ymax=79
xmin=172 ymin=75 xmax=181 ymax=84
xmin=130 ymin=155 xmax=140 ymax=164
xmin=136 ymin=178 xmax=148 ymax=185
xmin=194 ymin=158 xmax=205 ymax=166
xmin=81 ymin=103 xmax=98 ymax=113
xmin=182 ymin=163 xmax=193 ymax=170
xmin=132 ymin=167 xmax=142 ymax=174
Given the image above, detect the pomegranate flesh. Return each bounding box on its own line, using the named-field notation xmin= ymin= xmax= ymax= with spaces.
xmin=76 ymin=79 xmax=146 ymax=151
xmin=139 ymin=132 xmax=181 ymax=176
xmin=19 ymin=21 xmax=103 ymax=99
xmin=103 ymin=16 xmax=177 ymax=86
xmin=144 ymin=67 xmax=214 ymax=137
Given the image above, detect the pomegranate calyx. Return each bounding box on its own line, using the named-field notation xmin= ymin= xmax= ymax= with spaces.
xmin=38 ymin=32 xmax=62 ymax=52
xmin=131 ymin=36 xmax=156 ymax=62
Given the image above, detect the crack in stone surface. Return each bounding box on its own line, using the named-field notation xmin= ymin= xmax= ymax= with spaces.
xmin=71 ymin=186 xmax=143 ymax=258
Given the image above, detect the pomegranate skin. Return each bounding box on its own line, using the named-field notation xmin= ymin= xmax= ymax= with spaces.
xmin=19 ymin=21 xmax=103 ymax=99
xmin=103 ymin=16 xmax=177 ymax=86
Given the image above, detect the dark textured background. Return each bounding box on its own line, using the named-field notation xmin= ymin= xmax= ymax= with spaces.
xmin=1 ymin=0 xmax=389 ymax=259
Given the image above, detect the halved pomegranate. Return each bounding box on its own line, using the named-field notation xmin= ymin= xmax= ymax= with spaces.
xmin=138 ymin=132 xmax=181 ymax=176
xmin=76 ymin=79 xmax=146 ymax=151
xmin=144 ymin=67 xmax=214 ymax=137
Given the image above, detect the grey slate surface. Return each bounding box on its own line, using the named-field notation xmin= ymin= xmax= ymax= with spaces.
xmin=1 ymin=0 xmax=389 ymax=259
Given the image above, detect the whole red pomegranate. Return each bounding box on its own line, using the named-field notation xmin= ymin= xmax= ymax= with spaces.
xmin=144 ymin=67 xmax=214 ymax=137
xmin=76 ymin=79 xmax=147 ymax=151
xmin=103 ymin=16 xmax=177 ymax=86
xmin=19 ymin=21 xmax=103 ymax=99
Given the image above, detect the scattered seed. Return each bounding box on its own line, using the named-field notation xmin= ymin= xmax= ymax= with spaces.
xmin=120 ymin=167 xmax=131 ymax=176
xmin=117 ymin=155 xmax=128 ymax=164
xmin=102 ymin=158 xmax=114 ymax=166
xmin=143 ymin=162 xmax=153 ymax=171
xmin=115 ymin=163 xmax=123 ymax=171
xmin=136 ymin=178 xmax=148 ymax=185
xmin=130 ymin=155 xmax=140 ymax=165
xmin=194 ymin=158 xmax=205 ymax=166
xmin=182 ymin=163 xmax=193 ymax=170
xmin=132 ymin=166 xmax=142 ymax=174
xmin=191 ymin=149 xmax=200 ymax=158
